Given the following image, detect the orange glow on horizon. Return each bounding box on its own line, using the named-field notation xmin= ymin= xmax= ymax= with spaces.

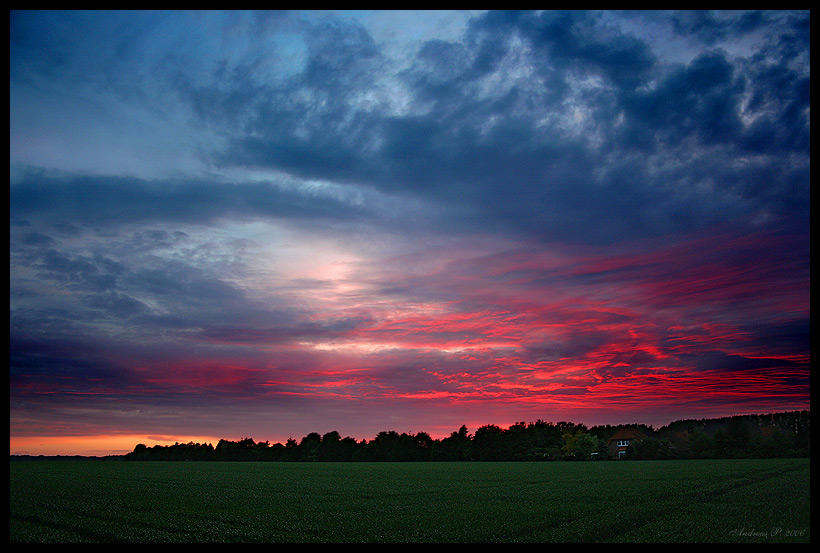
xmin=10 ymin=434 xmax=224 ymax=457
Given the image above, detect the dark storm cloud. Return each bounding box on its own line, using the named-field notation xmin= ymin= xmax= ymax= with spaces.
xmin=10 ymin=332 xmax=123 ymax=383
xmin=744 ymin=317 xmax=811 ymax=358
xmin=677 ymin=350 xmax=806 ymax=374
xmin=12 ymin=219 xmax=286 ymax=392
xmin=10 ymin=10 xmax=809 ymax=243
xmin=10 ymin=167 xmax=371 ymax=228
xmin=196 ymin=10 xmax=810 ymax=244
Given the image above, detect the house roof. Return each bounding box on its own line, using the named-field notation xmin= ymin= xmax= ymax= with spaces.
xmin=607 ymin=427 xmax=646 ymax=443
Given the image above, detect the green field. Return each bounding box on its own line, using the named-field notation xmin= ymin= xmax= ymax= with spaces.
xmin=9 ymin=458 xmax=810 ymax=543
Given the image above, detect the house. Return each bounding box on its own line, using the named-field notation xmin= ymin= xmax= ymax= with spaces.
xmin=607 ymin=427 xmax=646 ymax=459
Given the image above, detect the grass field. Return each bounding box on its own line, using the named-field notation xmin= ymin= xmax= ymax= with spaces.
xmin=9 ymin=458 xmax=810 ymax=543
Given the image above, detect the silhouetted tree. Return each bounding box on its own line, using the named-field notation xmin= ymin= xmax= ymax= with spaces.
xmin=526 ymin=420 xmax=564 ymax=460
xmin=123 ymin=411 xmax=809 ymax=462
xmin=299 ymin=432 xmax=322 ymax=461
xmin=126 ymin=443 xmax=149 ymax=460
xmin=688 ymin=430 xmax=714 ymax=458
xmin=431 ymin=426 xmax=472 ymax=461
xmin=473 ymin=424 xmax=504 ymax=461
xmin=633 ymin=437 xmax=665 ymax=460
xmin=561 ymin=431 xmax=599 ymax=460
xmin=319 ymin=430 xmax=343 ymax=461
xmin=726 ymin=417 xmax=751 ymax=455
xmin=502 ymin=422 xmax=534 ymax=460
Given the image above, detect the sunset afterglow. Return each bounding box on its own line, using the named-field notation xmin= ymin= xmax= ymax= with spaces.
xmin=10 ymin=10 xmax=810 ymax=456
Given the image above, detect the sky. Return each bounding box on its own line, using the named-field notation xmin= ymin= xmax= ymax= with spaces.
xmin=10 ymin=10 xmax=810 ymax=456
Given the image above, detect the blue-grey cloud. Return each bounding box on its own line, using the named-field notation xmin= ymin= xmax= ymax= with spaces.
xmin=180 ymin=10 xmax=808 ymax=244
xmin=10 ymin=10 xmax=810 ymax=244
xmin=10 ymin=167 xmax=374 ymax=227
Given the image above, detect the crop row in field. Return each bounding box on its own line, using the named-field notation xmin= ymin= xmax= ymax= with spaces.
xmin=10 ymin=458 xmax=810 ymax=543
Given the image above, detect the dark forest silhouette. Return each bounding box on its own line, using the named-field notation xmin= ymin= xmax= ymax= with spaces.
xmin=115 ymin=410 xmax=809 ymax=462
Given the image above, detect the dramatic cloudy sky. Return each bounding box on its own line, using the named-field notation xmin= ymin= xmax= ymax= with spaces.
xmin=10 ymin=10 xmax=810 ymax=455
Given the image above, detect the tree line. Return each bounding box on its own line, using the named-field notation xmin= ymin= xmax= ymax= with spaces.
xmin=123 ymin=410 xmax=809 ymax=462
